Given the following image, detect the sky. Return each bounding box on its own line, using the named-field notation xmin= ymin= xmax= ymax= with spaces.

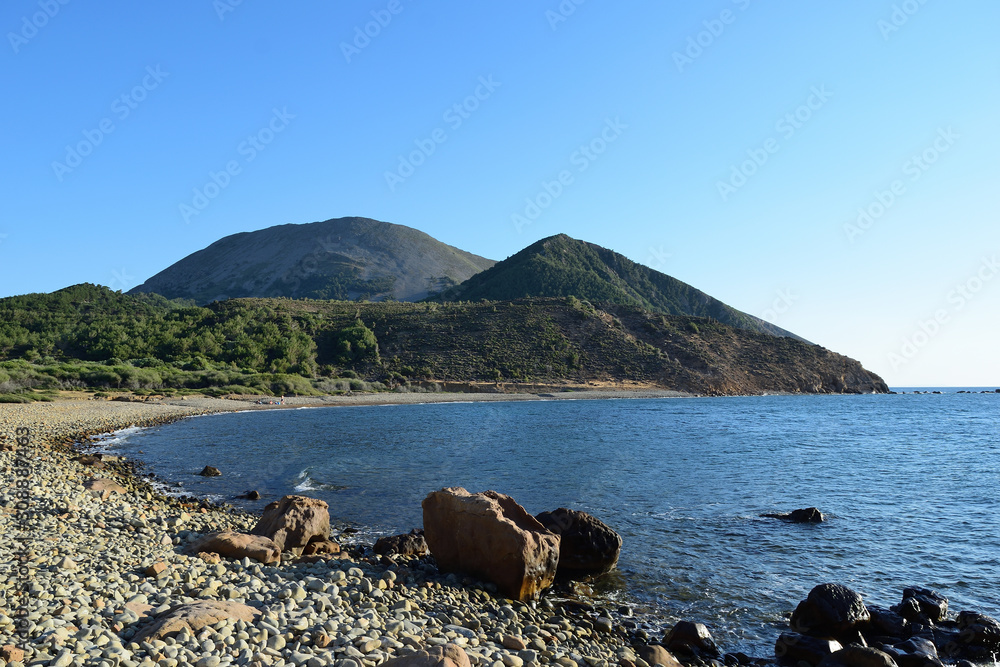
xmin=1 ymin=1 xmax=998 ymax=387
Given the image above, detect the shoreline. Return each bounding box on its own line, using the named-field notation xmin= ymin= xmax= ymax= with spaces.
xmin=0 ymin=394 xmax=692 ymax=667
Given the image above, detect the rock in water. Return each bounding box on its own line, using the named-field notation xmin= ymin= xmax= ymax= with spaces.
xmin=374 ymin=529 xmax=429 ymax=557
xmin=186 ymin=531 xmax=281 ymax=564
xmin=199 ymin=466 xmax=222 ymax=477
xmin=899 ymin=587 xmax=948 ymax=624
xmin=132 ymin=601 xmax=261 ymax=642
xmin=379 ymin=643 xmax=471 ymax=667
xmin=422 ymin=487 xmax=560 ymax=601
xmin=762 ymin=507 xmax=825 ymax=523
xmin=251 ymin=495 xmax=330 ymax=555
xmin=535 ymin=508 xmax=621 ymax=576
xmin=791 ymin=583 xmax=870 ymax=639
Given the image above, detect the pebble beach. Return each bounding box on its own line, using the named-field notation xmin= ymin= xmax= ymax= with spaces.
xmin=0 ymin=396 xmax=681 ymax=667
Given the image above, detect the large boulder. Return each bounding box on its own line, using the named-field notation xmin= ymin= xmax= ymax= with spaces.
xmin=380 ymin=644 xmax=471 ymax=667
xmin=186 ymin=531 xmax=281 ymax=564
xmin=956 ymin=611 xmax=1000 ymax=652
xmin=535 ymin=508 xmax=622 ymax=575
xmin=764 ymin=507 xmax=825 ymax=523
xmin=374 ymin=529 xmax=429 ymax=557
xmin=422 ymin=487 xmax=560 ymax=601
xmin=791 ymin=583 xmax=871 ymax=639
xmin=132 ymin=601 xmax=260 ymax=643
xmin=251 ymin=495 xmax=330 ymax=555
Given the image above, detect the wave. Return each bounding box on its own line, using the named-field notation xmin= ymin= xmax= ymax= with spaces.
xmin=293 ymin=468 xmax=348 ymax=492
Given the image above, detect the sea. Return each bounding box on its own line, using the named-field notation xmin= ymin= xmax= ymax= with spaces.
xmin=94 ymin=389 xmax=1000 ymax=656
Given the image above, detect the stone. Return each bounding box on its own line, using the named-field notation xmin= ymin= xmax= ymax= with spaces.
xmin=302 ymin=537 xmax=340 ymax=555
xmin=663 ymin=621 xmax=719 ymax=658
xmin=238 ymin=489 xmax=262 ymax=500
xmin=762 ymin=507 xmax=825 ymax=523
xmin=635 ymin=645 xmax=682 ymax=667
xmin=84 ymin=477 xmax=128 ymax=495
xmin=503 ymin=636 xmax=527 ymax=651
xmin=791 ymin=583 xmax=870 ymax=639
xmin=76 ymin=454 xmax=105 ymax=468
xmin=1 ymin=645 xmax=24 ymax=663
xmin=535 ymin=508 xmax=622 ymax=575
xmin=379 ymin=643 xmax=472 ymax=667
xmin=132 ymin=600 xmax=261 ymax=642
xmin=145 ymin=561 xmax=168 ymax=577
xmin=422 ymin=487 xmax=560 ymax=601
xmin=374 ymin=529 xmax=429 ymax=557
xmin=956 ymin=611 xmax=1000 ymax=650
xmin=818 ymin=646 xmax=898 ymax=667
xmin=187 ymin=530 xmax=281 ymax=564
xmin=899 ymin=588 xmax=948 ymax=624
xmin=868 ymin=605 xmax=909 ymax=640
xmin=775 ymin=633 xmax=842 ymax=666
xmin=199 ymin=465 xmax=222 ymax=477
xmin=251 ymin=495 xmax=330 ymax=555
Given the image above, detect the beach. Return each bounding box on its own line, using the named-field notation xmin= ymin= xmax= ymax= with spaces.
xmin=0 ymin=394 xmax=673 ymax=667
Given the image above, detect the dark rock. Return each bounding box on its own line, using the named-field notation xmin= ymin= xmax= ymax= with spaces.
xmin=237 ymin=489 xmax=261 ymax=500
xmin=302 ymin=536 xmax=340 ymax=555
xmin=535 ymin=507 xmax=622 ymax=575
xmin=664 ymin=621 xmax=720 ymax=658
xmin=763 ymin=507 xmax=825 ymax=523
xmin=868 ymin=605 xmax=909 ymax=641
xmin=818 ymin=646 xmax=898 ymax=667
xmin=422 ymin=487 xmax=559 ymax=601
xmin=899 ymin=588 xmax=948 ymax=624
xmin=894 ymin=638 xmax=937 ymax=657
xmin=374 ymin=529 xmax=428 ymax=557
xmin=791 ymin=583 xmax=870 ymax=639
xmin=956 ymin=611 xmax=1000 ymax=648
xmin=199 ymin=466 xmax=222 ymax=477
xmin=775 ymin=632 xmax=842 ymax=666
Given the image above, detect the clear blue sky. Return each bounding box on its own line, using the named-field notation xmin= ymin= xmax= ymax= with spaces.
xmin=2 ymin=2 xmax=997 ymax=386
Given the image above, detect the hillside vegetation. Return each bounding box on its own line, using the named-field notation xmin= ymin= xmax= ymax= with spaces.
xmin=433 ymin=234 xmax=803 ymax=340
xmin=0 ymin=285 xmax=887 ymax=400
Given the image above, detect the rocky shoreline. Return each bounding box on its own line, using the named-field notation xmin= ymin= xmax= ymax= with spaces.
xmin=2 ymin=398 xmax=998 ymax=667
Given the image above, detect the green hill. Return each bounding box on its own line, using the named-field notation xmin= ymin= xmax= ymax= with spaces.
xmin=129 ymin=217 xmax=495 ymax=304
xmin=432 ymin=234 xmax=803 ymax=340
xmin=0 ymin=285 xmax=887 ymax=399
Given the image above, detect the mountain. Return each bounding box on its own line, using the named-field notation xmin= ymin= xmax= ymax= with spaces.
xmin=128 ymin=217 xmax=495 ymax=304
xmin=432 ymin=234 xmax=804 ymax=340
xmin=0 ymin=285 xmax=889 ymax=396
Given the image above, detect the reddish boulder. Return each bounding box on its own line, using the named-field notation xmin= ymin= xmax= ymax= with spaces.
xmin=535 ymin=508 xmax=621 ymax=575
xmin=380 ymin=644 xmax=471 ymax=667
xmin=422 ymin=487 xmax=559 ymax=601
xmin=186 ymin=531 xmax=281 ymax=564
xmin=132 ymin=600 xmax=260 ymax=642
xmin=250 ymin=495 xmax=330 ymax=555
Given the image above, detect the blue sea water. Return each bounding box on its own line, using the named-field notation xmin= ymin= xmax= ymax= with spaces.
xmin=101 ymin=392 xmax=1000 ymax=655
